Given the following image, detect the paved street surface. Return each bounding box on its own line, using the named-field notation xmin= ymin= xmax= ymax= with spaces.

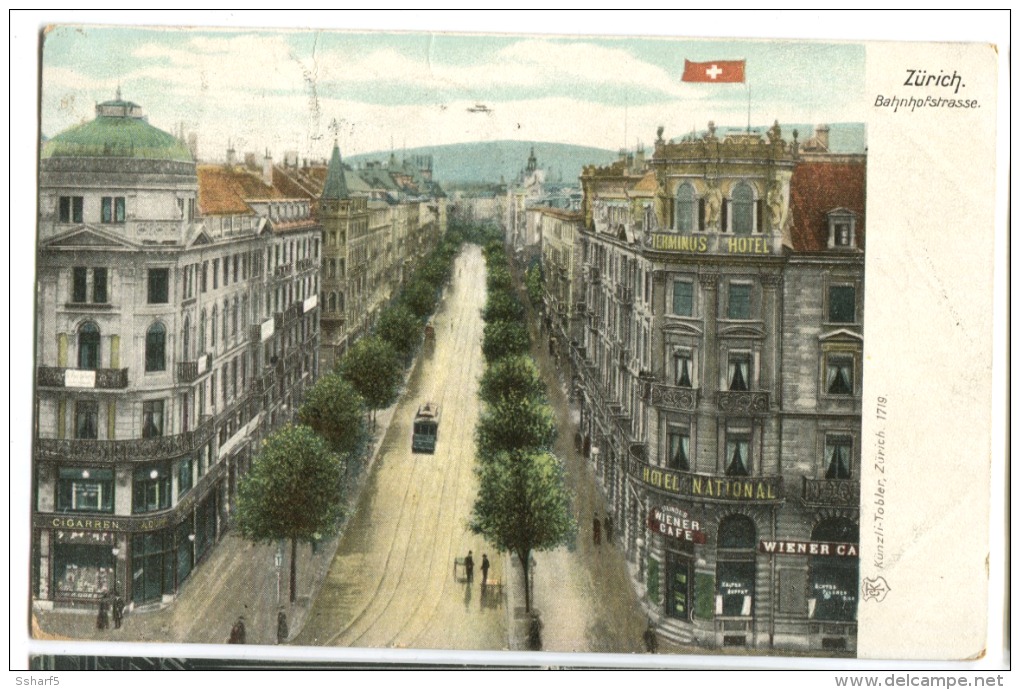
xmin=294 ymin=244 xmax=507 ymax=651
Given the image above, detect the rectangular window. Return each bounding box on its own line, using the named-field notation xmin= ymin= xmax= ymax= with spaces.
xmin=59 ymin=196 xmax=84 ymax=223
xmin=672 ymin=280 xmax=693 ymax=317
xmin=233 ymin=255 xmax=240 ymax=283
xmin=93 ymin=268 xmax=108 ymax=303
xmin=826 ymin=355 xmax=854 ymax=396
xmin=727 ymin=353 xmax=751 ymax=391
xmin=717 ymin=561 xmax=755 ymax=616
xmin=667 ymin=428 xmax=690 ymax=471
xmin=74 ymin=401 xmax=99 ymax=440
xmin=213 ymin=259 xmax=219 ymax=289
xmin=727 ymin=283 xmax=752 ymax=319
xmin=101 ymin=196 xmax=125 ymax=224
xmin=132 ymin=462 xmax=172 ymax=513
xmin=57 ymin=468 xmax=114 ymax=513
xmin=725 ymin=432 xmax=750 ymax=477
xmin=148 ymin=268 xmax=169 ymax=304
xmin=828 ymin=286 xmax=856 ymax=323
xmin=178 ymin=457 xmax=194 ymax=496
xmin=72 ymin=267 xmax=88 ymax=303
xmin=825 ymin=436 xmax=853 ymax=479
xmin=674 ymin=351 xmax=693 ymax=387
xmin=201 ymin=262 xmax=208 ymax=293
xmin=223 ymin=255 xmax=230 ymax=284
xmin=142 ymin=400 xmax=164 ymax=439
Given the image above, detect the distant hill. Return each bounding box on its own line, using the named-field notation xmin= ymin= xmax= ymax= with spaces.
xmin=345 ymin=141 xmax=619 ymax=186
xmin=345 ymin=123 xmax=865 ymax=187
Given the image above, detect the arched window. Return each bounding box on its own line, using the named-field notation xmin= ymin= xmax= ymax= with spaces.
xmin=716 ymin=514 xmax=756 ymax=617
xmin=731 ymin=183 xmax=754 ymax=235
xmin=675 ymin=184 xmax=696 ymax=233
xmin=77 ymin=321 xmax=101 ymax=370
xmin=182 ymin=315 xmax=191 ymax=361
xmin=145 ymin=322 xmax=166 ymax=372
xmin=810 ymin=518 xmax=859 ymax=621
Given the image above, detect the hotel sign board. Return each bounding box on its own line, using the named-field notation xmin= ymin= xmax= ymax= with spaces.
xmin=650 ymin=232 xmax=773 ymax=256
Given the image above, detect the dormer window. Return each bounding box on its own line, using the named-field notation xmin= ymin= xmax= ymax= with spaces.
xmin=827 ymin=209 xmax=857 ymax=249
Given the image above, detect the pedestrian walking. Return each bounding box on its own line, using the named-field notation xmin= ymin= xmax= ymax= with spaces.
xmin=464 ymin=550 xmax=474 ymax=583
xmin=96 ymin=598 xmax=109 ymax=631
xmin=593 ymin=515 xmax=601 ymax=545
xmin=604 ymin=515 xmax=613 ymax=543
xmin=229 ymin=616 xmax=246 ymax=644
xmin=111 ymin=590 xmax=124 ymax=629
xmin=277 ymin=609 xmax=289 ymax=644
xmin=481 ymin=554 xmax=490 ymax=587
xmin=643 ymin=619 xmax=658 ymax=654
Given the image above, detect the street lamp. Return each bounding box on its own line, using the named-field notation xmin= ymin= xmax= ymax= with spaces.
xmin=111 ymin=546 xmax=120 ymax=594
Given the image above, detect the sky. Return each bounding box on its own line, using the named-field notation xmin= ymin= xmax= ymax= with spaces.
xmin=40 ymin=19 xmax=866 ymax=163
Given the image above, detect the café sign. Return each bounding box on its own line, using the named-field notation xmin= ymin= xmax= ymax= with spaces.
xmin=647 ymin=506 xmax=706 ymax=543
xmin=758 ymin=539 xmax=858 ymax=557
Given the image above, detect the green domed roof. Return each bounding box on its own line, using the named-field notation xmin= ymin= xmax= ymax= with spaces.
xmin=42 ymin=98 xmax=193 ymax=163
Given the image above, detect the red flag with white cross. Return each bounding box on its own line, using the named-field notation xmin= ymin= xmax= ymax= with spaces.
xmin=682 ymin=60 xmax=746 ymax=83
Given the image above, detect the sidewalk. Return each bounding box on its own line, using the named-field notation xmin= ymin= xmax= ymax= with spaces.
xmin=32 ymin=371 xmax=408 ymax=648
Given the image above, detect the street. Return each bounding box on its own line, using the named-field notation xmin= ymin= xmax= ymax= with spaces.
xmin=294 ymin=244 xmax=507 ymax=651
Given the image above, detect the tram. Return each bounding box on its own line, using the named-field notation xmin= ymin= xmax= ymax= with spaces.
xmin=412 ymin=402 xmax=441 ymax=454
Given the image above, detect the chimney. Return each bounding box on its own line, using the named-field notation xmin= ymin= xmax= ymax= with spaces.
xmin=226 ymin=142 xmax=236 ymax=167
xmin=815 ymin=124 xmax=830 ymax=151
xmin=263 ymin=150 xmax=273 ymax=187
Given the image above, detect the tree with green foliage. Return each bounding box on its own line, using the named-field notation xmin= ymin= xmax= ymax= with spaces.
xmin=478 ymin=354 xmax=546 ymax=406
xmin=482 ymin=291 xmax=525 ymax=323
xmin=486 ymin=266 xmax=514 ymax=293
xmin=235 ymin=425 xmax=346 ymax=603
xmin=482 ymin=319 xmax=530 ymax=363
xmin=401 ymin=278 xmax=439 ymax=320
xmin=297 ymin=373 xmax=367 ymax=459
xmin=525 ymin=264 xmax=544 ymax=308
xmin=470 ymin=449 xmax=575 ymax=612
xmin=476 ymin=394 xmax=556 ymax=460
xmin=338 ymin=336 xmax=403 ymax=427
xmin=376 ymin=304 xmax=423 ymax=361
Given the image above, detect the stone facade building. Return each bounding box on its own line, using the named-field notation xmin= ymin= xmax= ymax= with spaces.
xmin=574 ymin=123 xmax=865 ymax=653
xmin=32 ymin=96 xmax=321 ymax=610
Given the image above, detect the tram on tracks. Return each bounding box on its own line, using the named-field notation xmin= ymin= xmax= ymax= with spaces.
xmin=412 ymin=402 xmax=441 ymax=454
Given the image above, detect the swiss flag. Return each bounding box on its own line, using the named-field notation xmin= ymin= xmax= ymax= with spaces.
xmin=682 ymin=60 xmax=745 ymax=83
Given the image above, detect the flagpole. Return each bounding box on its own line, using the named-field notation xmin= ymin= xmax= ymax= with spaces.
xmin=746 ymin=60 xmax=751 ymax=134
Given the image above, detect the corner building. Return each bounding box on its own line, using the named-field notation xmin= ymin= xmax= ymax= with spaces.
xmin=576 ymin=123 xmax=864 ymax=653
xmin=32 ymin=97 xmax=321 ymax=611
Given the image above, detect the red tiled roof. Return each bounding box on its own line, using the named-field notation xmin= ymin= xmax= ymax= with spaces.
xmin=197 ymin=165 xmax=282 ymax=215
xmin=788 ymin=159 xmax=866 ymax=252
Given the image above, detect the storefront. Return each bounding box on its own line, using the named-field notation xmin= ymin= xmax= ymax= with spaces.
xmin=51 ymin=530 xmax=117 ymax=602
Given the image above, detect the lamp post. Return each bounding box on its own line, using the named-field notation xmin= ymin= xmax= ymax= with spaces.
xmin=188 ymin=533 xmax=196 ymax=571
xmin=111 ymin=545 xmax=120 ymax=594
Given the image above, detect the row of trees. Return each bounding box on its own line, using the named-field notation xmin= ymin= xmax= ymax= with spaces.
xmin=235 ymin=226 xmax=469 ymax=603
xmin=469 ymin=241 xmax=575 ymax=614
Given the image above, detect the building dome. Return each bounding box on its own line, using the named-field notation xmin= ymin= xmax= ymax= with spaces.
xmin=41 ymin=94 xmax=193 ymax=163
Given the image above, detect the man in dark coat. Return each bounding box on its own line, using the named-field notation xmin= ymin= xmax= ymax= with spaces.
xmin=480 ymin=554 xmax=490 ymax=587
xmin=111 ymin=590 xmax=125 ymax=629
xmin=464 ymin=550 xmax=474 ymax=583
xmin=593 ymin=515 xmax=601 ymax=545
xmin=229 ymin=616 xmax=246 ymax=644
xmin=96 ymin=598 xmax=109 ymax=631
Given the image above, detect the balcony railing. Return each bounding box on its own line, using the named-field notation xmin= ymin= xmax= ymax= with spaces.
xmin=36 ymin=367 xmax=128 ymax=390
xmin=716 ymin=390 xmax=771 ymax=415
xmin=175 ymin=354 xmax=212 ymax=384
xmin=615 ymin=284 xmax=634 ymax=305
xmin=273 ymin=263 xmax=293 ymax=279
xmin=645 ymin=381 xmax=698 ymax=412
xmin=296 ymin=257 xmax=316 ymax=273
xmin=802 ymin=477 xmax=860 ymax=507
xmin=35 ymin=415 xmax=216 ymax=464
